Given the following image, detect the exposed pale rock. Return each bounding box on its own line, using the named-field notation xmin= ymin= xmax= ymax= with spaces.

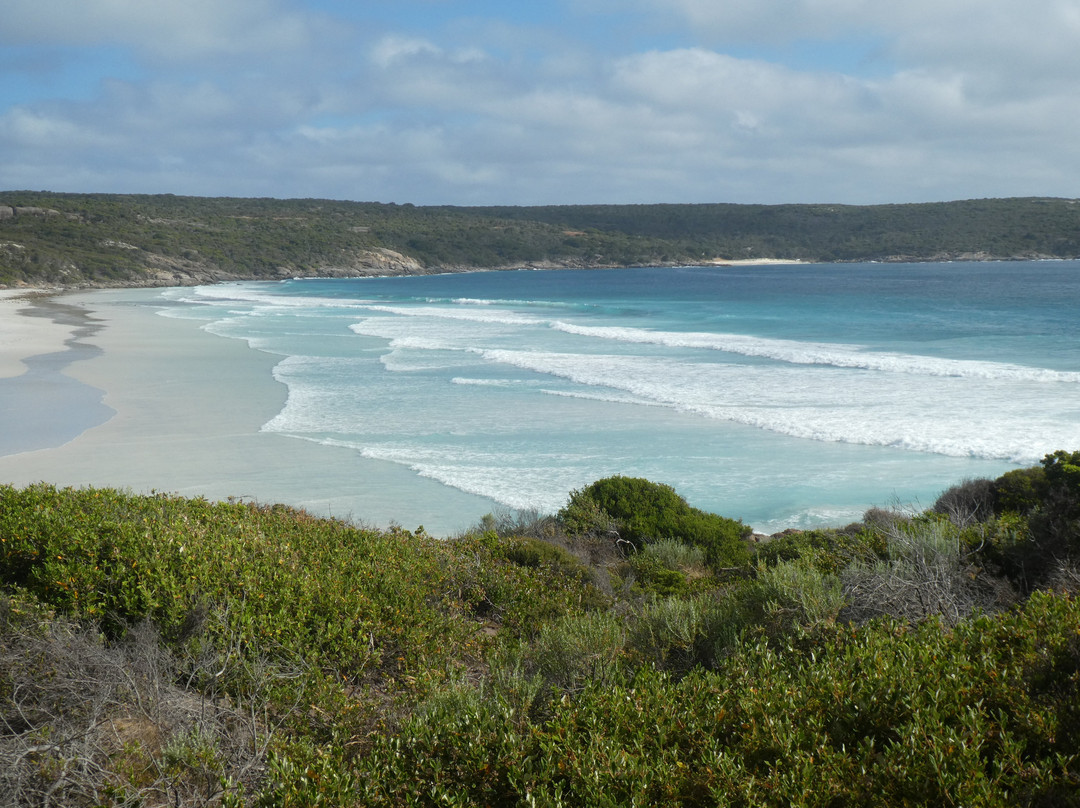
xmin=297 ymin=248 xmax=427 ymax=277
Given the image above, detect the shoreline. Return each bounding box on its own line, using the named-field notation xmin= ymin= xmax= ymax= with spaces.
xmin=0 ymin=287 xmax=498 ymax=535
xmin=2 ymin=264 xmax=1067 ymax=536
xmin=1 ymin=254 xmax=1062 ymax=299
xmin=0 ymin=288 xmax=73 ymax=379
xmin=0 ymin=291 xmax=114 ymax=456
xmin=699 ymin=258 xmax=807 ymax=267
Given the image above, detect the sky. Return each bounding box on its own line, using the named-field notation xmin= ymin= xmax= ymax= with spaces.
xmin=1 ymin=0 xmax=1079 ymax=206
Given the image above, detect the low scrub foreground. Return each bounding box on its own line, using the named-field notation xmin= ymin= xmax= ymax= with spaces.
xmin=1 ymin=459 xmax=1079 ymax=806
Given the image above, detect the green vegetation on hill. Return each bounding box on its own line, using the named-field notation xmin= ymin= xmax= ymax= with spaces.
xmin=461 ymin=198 xmax=1080 ymax=262
xmin=2 ymin=192 xmax=1079 ymax=288
xmin=2 ymin=452 xmax=1080 ymax=805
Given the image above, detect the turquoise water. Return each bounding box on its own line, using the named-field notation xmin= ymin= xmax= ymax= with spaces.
xmin=158 ymin=262 xmax=1080 ymax=532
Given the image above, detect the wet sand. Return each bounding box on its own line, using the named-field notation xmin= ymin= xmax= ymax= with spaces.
xmin=0 ymin=289 xmax=73 ymax=379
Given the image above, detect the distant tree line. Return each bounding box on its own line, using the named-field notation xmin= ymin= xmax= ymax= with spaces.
xmin=2 ymin=191 xmax=1078 ymax=287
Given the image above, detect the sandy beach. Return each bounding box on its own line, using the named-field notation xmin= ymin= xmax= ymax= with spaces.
xmin=0 ymin=288 xmax=496 ymax=535
xmin=701 ymin=258 xmax=806 ymax=267
xmin=0 ymin=289 xmax=73 ymax=379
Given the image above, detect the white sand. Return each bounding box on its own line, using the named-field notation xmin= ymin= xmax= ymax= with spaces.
xmin=702 ymin=258 xmax=806 ymax=266
xmin=0 ymin=288 xmax=495 ymax=535
xmin=0 ymin=289 xmax=72 ymax=379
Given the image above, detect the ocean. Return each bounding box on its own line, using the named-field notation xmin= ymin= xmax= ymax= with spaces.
xmin=156 ymin=261 xmax=1080 ymax=534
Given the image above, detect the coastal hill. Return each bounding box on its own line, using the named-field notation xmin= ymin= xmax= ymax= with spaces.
xmin=2 ymin=192 xmax=1079 ymax=287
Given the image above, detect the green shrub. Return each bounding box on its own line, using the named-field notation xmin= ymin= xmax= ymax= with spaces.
xmin=970 ymin=512 xmax=1040 ymax=590
xmin=993 ymin=466 xmax=1047 ymax=515
xmin=753 ymin=527 xmax=885 ymax=574
xmin=0 ymin=483 xmax=482 ymax=708
xmin=627 ymin=552 xmax=689 ymax=597
xmin=501 ymin=536 xmax=588 ymax=580
xmin=741 ymin=556 xmax=846 ymax=637
xmin=517 ymin=611 xmax=626 ymax=697
xmin=467 ymin=507 xmax=562 ymax=541
xmin=559 ymin=476 xmax=750 ymax=569
xmin=625 ymin=594 xmax=742 ymax=674
xmin=440 ymin=532 xmax=609 ymax=637
xmin=555 ymin=494 xmax=619 ymax=542
xmin=625 ymin=596 xmax=705 ymax=671
xmin=1032 ymin=449 xmax=1080 ymax=553
xmin=978 ymin=451 xmax=1080 ymax=589
xmin=357 ymin=592 xmax=1080 ymax=806
xmin=624 ymin=559 xmax=845 ymax=676
xmin=643 ymin=538 xmax=707 ymax=574
xmin=8 ymin=479 xmax=1080 ymax=805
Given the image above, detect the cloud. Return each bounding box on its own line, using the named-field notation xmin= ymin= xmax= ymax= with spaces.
xmin=634 ymin=0 xmax=1080 ymax=82
xmin=370 ymin=36 xmax=444 ymax=69
xmin=0 ymin=1 xmax=1077 ymax=205
xmin=0 ymin=0 xmax=328 ymax=62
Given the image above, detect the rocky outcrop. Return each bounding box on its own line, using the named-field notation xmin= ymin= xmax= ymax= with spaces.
xmin=55 ymin=247 xmax=433 ymax=289
xmin=125 ymin=252 xmax=243 ymax=287
xmin=290 ymin=248 xmax=427 ymax=278
xmin=12 ymin=206 xmax=78 ymax=219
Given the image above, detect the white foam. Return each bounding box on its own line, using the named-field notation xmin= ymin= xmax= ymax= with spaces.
xmin=473 ymin=348 xmax=1078 ymax=464
xmin=451 ymin=377 xmax=523 ymax=387
xmin=261 ymin=354 xmax=380 ymax=434
xmin=550 ymin=322 xmax=1080 ymax=383
xmin=188 ymin=283 xmax=375 ymax=310
xmin=356 ymin=443 xmax=591 ymax=513
xmin=539 ymin=388 xmax=662 ymax=407
xmin=348 ymin=322 xmax=456 ymax=352
xmin=444 ymin=297 xmax=588 ymax=311
xmin=361 ymin=304 xmax=543 ymax=326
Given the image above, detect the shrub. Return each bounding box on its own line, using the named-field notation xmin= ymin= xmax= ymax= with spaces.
xmin=625 ymin=593 xmax=742 ymax=674
xmin=985 ymin=451 xmax=1080 ymax=588
xmin=501 ymin=536 xmax=585 ymax=576
xmin=625 ymin=558 xmax=845 ymax=675
xmin=0 ymin=604 xmax=268 ymax=806
xmin=993 ymin=466 xmax=1048 ymax=515
xmin=559 ymin=476 xmax=750 ymax=569
xmin=626 ymin=596 xmax=706 ymax=673
xmin=754 ymin=527 xmax=885 ymax=574
xmin=492 ymin=611 xmax=626 ymax=707
xmin=358 ymin=592 xmax=1080 ymax=806
xmin=467 ymin=507 xmax=561 ymax=541
xmin=553 ymin=495 xmax=620 ymax=543
xmin=862 ymin=504 xmax=912 ymax=532
xmin=438 ymin=532 xmax=609 ymax=638
xmin=933 ymin=477 xmax=997 ymax=527
xmin=842 ymin=515 xmax=1006 ymax=625
xmin=1031 ymin=449 xmax=1080 ymax=554
xmin=741 ymin=556 xmax=846 ymax=637
xmin=642 ymin=537 xmax=706 ymax=574
xmin=626 ymin=552 xmax=689 ymax=597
